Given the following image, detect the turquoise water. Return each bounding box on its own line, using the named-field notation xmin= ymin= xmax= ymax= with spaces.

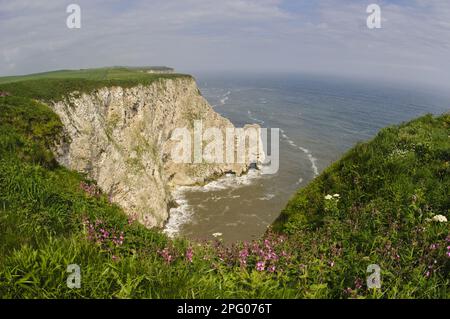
xmin=164 ymin=73 xmax=450 ymax=243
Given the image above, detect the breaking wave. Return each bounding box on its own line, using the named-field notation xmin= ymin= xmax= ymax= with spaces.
xmin=247 ymin=110 xmax=265 ymax=125
xmin=163 ymin=169 xmax=261 ymax=238
xmin=220 ymin=91 xmax=231 ymax=105
xmin=163 ymin=189 xmax=192 ymax=238
xmin=280 ymin=129 xmax=319 ymax=177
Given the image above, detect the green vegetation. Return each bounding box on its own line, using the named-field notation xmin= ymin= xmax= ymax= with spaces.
xmin=0 ymin=67 xmax=190 ymax=103
xmin=0 ymin=71 xmax=448 ymax=298
xmin=274 ymin=114 xmax=450 ymax=297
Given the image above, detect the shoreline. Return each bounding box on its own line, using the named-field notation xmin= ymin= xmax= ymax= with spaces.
xmin=163 ymin=166 xmax=263 ymax=239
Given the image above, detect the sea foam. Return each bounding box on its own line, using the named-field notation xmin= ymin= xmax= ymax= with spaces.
xmin=280 ymin=129 xmax=319 ymax=177
xmin=163 ymin=169 xmax=262 ymax=237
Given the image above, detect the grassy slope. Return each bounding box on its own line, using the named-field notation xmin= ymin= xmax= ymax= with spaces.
xmin=0 ymin=70 xmax=449 ymax=298
xmin=273 ymin=114 xmax=450 ymax=297
xmin=0 ymin=67 xmax=191 ymax=103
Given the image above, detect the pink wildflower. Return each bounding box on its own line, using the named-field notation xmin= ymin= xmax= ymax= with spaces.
xmin=185 ymin=247 xmax=194 ymax=263
xmin=256 ymin=261 xmax=265 ymax=271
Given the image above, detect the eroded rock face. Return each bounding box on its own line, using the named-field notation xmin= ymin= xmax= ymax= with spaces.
xmin=50 ymin=77 xmax=254 ymax=228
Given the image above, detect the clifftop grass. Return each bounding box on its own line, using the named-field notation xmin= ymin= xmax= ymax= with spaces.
xmin=0 ymin=67 xmax=191 ymax=103
xmin=0 ymin=70 xmax=448 ymax=298
xmin=273 ymin=114 xmax=450 ymax=297
xmin=275 ymin=114 xmax=450 ymax=232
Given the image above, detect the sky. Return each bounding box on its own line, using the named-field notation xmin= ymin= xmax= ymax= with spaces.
xmin=1 ymin=0 xmax=450 ymax=89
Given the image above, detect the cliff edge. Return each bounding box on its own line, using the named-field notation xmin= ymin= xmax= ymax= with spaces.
xmin=49 ymin=76 xmax=253 ymax=228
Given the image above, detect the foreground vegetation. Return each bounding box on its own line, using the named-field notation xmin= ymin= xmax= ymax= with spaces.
xmin=0 ymin=70 xmax=449 ymax=298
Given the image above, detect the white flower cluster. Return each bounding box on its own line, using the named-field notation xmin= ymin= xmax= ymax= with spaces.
xmin=325 ymin=194 xmax=340 ymax=200
xmin=431 ymin=215 xmax=447 ymax=223
xmin=388 ymin=148 xmax=410 ymax=159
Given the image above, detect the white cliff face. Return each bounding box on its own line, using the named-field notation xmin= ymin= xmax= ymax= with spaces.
xmin=50 ymin=77 xmax=253 ymax=228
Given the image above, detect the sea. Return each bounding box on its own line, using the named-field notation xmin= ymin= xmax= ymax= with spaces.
xmin=163 ymin=73 xmax=450 ymax=243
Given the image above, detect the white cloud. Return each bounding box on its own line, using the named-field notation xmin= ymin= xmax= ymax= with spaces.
xmin=0 ymin=0 xmax=449 ymax=89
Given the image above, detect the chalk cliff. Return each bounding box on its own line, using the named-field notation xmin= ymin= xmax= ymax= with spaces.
xmin=50 ymin=77 xmax=257 ymax=228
